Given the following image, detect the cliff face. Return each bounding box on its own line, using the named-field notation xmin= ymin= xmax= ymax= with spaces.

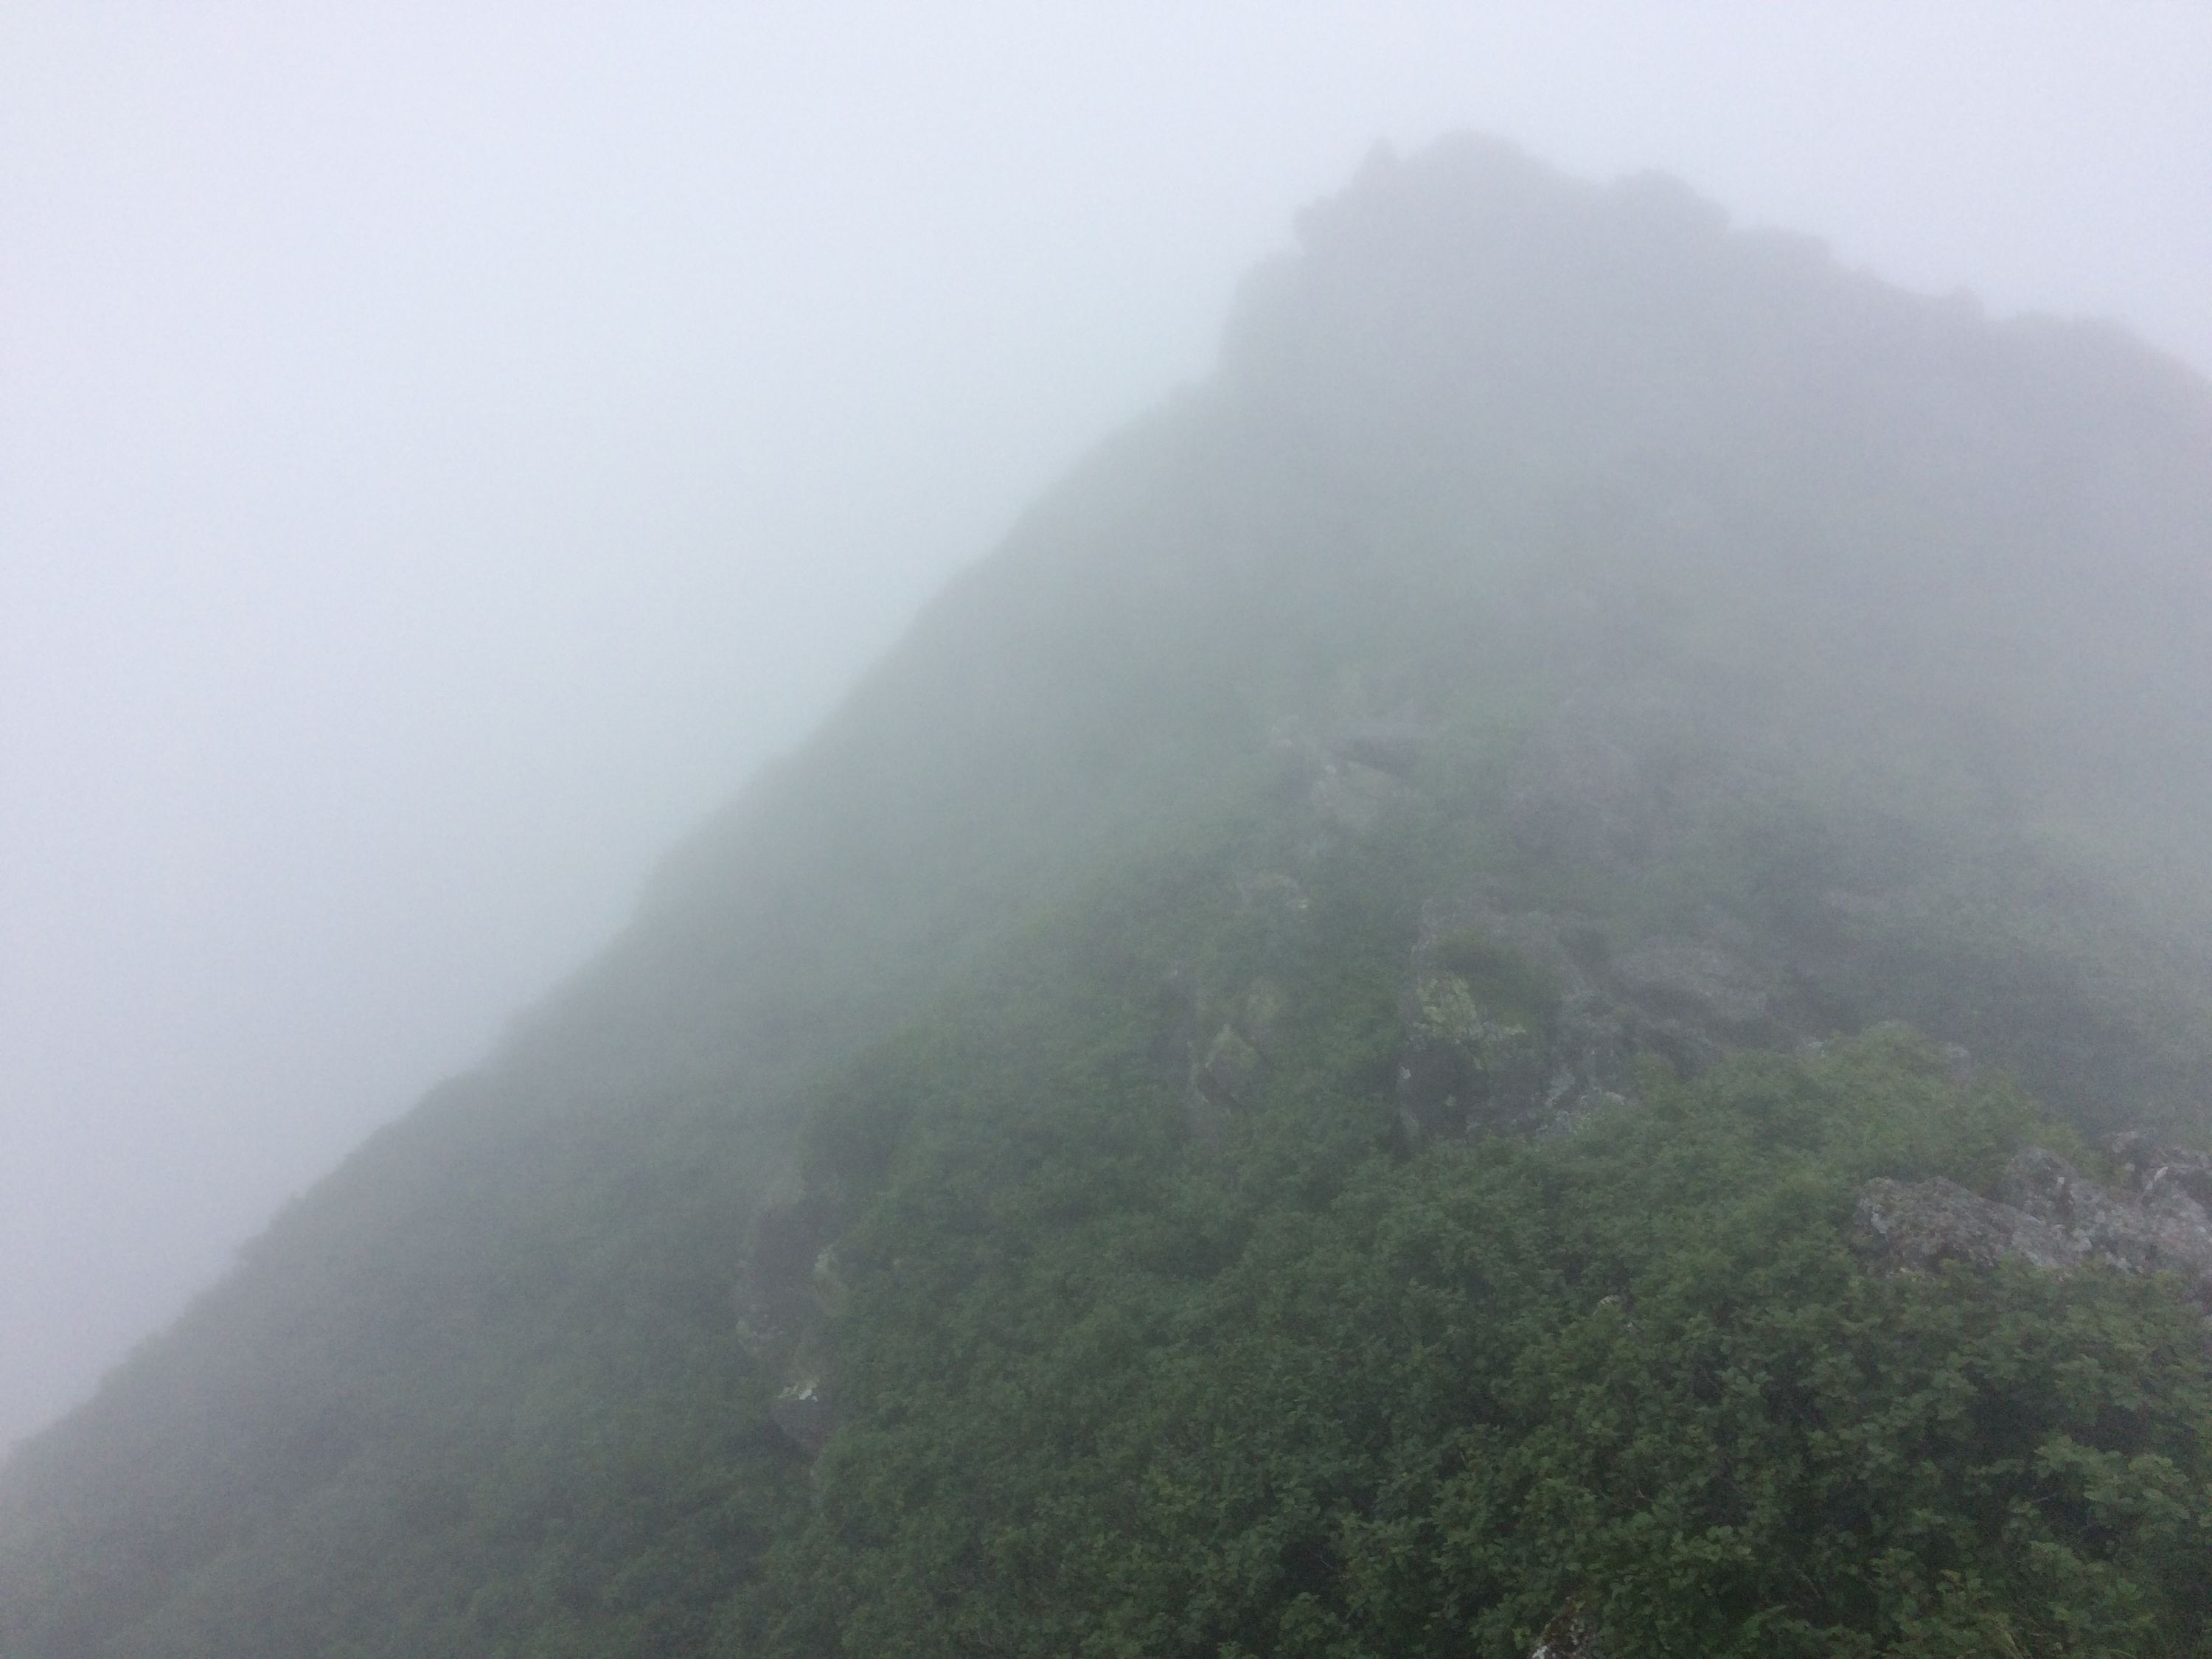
xmin=5 ymin=137 xmax=2212 ymax=1658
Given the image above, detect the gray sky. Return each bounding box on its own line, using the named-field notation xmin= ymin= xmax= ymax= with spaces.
xmin=3 ymin=1 xmax=2208 ymax=1451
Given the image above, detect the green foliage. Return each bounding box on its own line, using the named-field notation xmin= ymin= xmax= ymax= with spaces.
xmin=1427 ymin=929 xmax=1562 ymax=1034
xmin=736 ymin=1007 xmax=2212 ymax=1658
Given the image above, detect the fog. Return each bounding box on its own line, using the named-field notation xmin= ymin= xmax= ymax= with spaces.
xmin=2 ymin=2 xmax=2206 ymax=1452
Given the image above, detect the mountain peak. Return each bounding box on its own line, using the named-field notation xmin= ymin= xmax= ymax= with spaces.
xmin=7 ymin=140 xmax=2212 ymax=1658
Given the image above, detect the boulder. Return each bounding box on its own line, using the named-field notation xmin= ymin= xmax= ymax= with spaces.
xmin=1853 ymin=1175 xmax=2084 ymax=1274
xmin=1529 ymin=1603 xmax=1604 ymax=1658
xmin=769 ymin=1377 xmax=837 ymax=1455
xmin=1185 ymin=978 xmax=1290 ymax=1140
xmin=1397 ymin=896 xmax=1784 ymax=1138
xmin=2001 ymin=1145 xmax=2212 ymax=1304
xmin=1854 ymin=1146 xmax=2212 ymax=1308
xmin=2105 ymin=1132 xmax=2212 ymax=1211
xmin=1397 ymin=964 xmax=1551 ymax=1138
xmin=736 ymin=1179 xmax=844 ymax=1333
xmin=1605 ymin=936 xmax=1773 ymax=1036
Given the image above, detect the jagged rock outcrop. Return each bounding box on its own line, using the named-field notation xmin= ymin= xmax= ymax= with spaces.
xmin=768 ymin=1368 xmax=838 ymax=1456
xmin=734 ymin=1178 xmax=841 ymax=1336
xmin=2101 ymin=1132 xmax=2212 ymax=1211
xmin=737 ymin=1180 xmax=850 ymax=1453
xmin=1394 ymin=896 xmax=1818 ymax=1140
xmin=1397 ymin=936 xmax=1558 ymax=1138
xmin=1161 ymin=872 xmax=1314 ymax=1144
xmin=2002 ymin=1144 xmax=2212 ymax=1303
xmin=1186 ymin=976 xmax=1290 ymax=1143
xmin=1853 ymin=1174 xmax=2086 ymax=1275
xmin=1606 ymin=933 xmax=1775 ymax=1038
xmin=1854 ymin=1143 xmax=2212 ymax=1307
xmin=1268 ymin=711 xmax=1435 ymax=849
xmin=1528 ymin=1603 xmax=1605 ymax=1658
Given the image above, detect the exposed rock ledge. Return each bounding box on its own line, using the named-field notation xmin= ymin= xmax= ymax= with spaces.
xmin=1528 ymin=1603 xmax=1604 ymax=1657
xmin=1543 ymin=1143 xmax=2211 ymax=1659
xmin=1854 ymin=1141 xmax=2212 ymax=1309
xmin=735 ymin=1177 xmax=849 ymax=1455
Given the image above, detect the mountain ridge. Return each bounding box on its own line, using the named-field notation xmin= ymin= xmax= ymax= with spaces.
xmin=5 ymin=133 xmax=2211 ymax=1658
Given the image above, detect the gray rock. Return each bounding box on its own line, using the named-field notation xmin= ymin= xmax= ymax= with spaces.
xmin=1605 ymin=936 xmax=1773 ymax=1035
xmin=2105 ymin=1133 xmax=2212 ymax=1211
xmin=1853 ymin=1175 xmax=2084 ymax=1274
xmin=1185 ymin=978 xmax=1290 ymax=1139
xmin=1529 ymin=1603 xmax=1604 ymax=1658
xmin=739 ymin=1180 xmax=854 ymax=1456
xmin=1408 ymin=900 xmax=1618 ymax=1121
xmin=1855 ymin=1147 xmax=2212 ymax=1308
xmin=1500 ymin=689 xmax=1753 ymax=872
xmin=1398 ymin=896 xmax=1784 ymax=1136
xmin=736 ymin=1179 xmax=844 ymax=1332
xmin=2001 ymin=1145 xmax=2212 ymax=1303
xmin=1397 ymin=967 xmax=1551 ymax=1138
xmin=769 ymin=1376 xmax=837 ymax=1455
xmin=1199 ymin=1024 xmax=1265 ymax=1109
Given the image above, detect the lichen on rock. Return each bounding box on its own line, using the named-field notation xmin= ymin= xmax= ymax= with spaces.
xmin=1397 ymin=961 xmax=1551 ymax=1139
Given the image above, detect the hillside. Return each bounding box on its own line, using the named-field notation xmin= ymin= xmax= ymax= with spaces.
xmin=4 ymin=136 xmax=2211 ymax=1657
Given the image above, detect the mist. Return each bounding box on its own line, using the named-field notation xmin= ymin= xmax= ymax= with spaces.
xmin=3 ymin=1 xmax=2208 ymax=1455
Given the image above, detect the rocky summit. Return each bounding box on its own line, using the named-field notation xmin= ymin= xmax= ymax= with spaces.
xmin=4 ymin=137 xmax=2211 ymax=1658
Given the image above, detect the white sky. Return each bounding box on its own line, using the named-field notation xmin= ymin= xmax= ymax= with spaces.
xmin=3 ymin=1 xmax=2208 ymax=1450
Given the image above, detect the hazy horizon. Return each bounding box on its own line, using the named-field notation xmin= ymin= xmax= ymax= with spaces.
xmin=5 ymin=2 xmax=2208 ymax=1452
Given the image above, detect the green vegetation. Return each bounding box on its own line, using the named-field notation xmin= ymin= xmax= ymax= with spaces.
xmin=1427 ymin=930 xmax=1561 ymax=1034
xmin=6 ymin=137 xmax=2212 ymax=1655
xmin=706 ymin=826 xmax=2212 ymax=1657
xmin=750 ymin=998 xmax=2212 ymax=1656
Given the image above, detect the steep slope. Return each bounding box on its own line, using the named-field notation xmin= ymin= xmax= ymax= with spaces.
xmin=4 ymin=136 xmax=2211 ymax=1657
